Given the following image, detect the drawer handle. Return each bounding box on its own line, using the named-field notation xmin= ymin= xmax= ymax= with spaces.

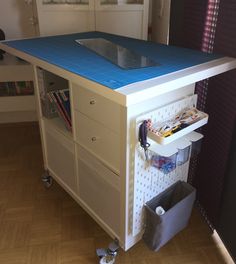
xmin=91 ymin=137 xmax=97 ymax=142
xmin=89 ymin=99 xmax=96 ymax=105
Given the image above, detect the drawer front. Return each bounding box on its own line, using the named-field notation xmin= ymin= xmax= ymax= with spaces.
xmin=77 ymin=146 xmax=120 ymax=235
xmin=72 ymin=84 xmax=120 ymax=133
xmin=75 ymin=111 xmax=120 ymax=173
xmin=43 ymin=123 xmax=77 ymax=194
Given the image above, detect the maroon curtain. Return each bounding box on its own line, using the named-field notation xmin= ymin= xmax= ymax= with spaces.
xmin=182 ymin=0 xmax=208 ymax=50
xmin=194 ymin=0 xmax=236 ymax=227
xmin=169 ymin=0 xmax=236 ymax=228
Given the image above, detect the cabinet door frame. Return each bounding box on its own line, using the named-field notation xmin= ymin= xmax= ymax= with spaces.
xmin=95 ymin=0 xmax=149 ymax=40
xmin=35 ymin=0 xmax=96 ymax=36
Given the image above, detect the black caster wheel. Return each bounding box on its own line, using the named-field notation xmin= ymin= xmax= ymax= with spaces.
xmin=97 ymin=240 xmax=119 ymax=264
xmin=41 ymin=173 xmax=53 ymax=188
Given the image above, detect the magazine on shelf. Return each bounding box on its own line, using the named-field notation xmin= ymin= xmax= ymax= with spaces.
xmin=59 ymin=89 xmax=71 ymax=118
xmin=48 ymin=90 xmax=72 ymax=131
xmin=0 ymin=81 xmax=34 ymax=96
xmin=54 ymin=91 xmax=71 ymax=125
xmin=15 ymin=81 xmax=34 ymax=95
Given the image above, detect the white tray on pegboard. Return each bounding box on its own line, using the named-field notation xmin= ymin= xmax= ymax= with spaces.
xmin=137 ymin=94 xmax=208 ymax=145
xmin=148 ymin=113 xmax=208 ymax=145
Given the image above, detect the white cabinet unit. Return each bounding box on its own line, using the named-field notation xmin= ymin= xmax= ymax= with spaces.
xmin=35 ymin=0 xmax=149 ymax=39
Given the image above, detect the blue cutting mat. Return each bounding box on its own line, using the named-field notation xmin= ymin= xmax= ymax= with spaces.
xmin=4 ymin=32 xmax=222 ymax=90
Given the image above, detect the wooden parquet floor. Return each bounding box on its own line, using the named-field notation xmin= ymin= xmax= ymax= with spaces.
xmin=0 ymin=123 xmax=233 ymax=264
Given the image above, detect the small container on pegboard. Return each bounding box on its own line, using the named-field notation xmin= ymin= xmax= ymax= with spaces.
xmin=184 ymin=132 xmax=204 ymax=158
xmin=150 ymin=152 xmax=177 ymax=174
xmin=191 ymin=138 xmax=203 ymax=157
xmin=177 ymin=145 xmax=191 ymax=166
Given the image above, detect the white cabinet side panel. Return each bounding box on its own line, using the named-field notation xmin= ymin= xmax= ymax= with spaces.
xmin=123 ymin=85 xmax=195 ymax=249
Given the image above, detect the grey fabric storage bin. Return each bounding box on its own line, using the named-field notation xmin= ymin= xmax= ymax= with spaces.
xmin=143 ymin=181 xmax=196 ymax=251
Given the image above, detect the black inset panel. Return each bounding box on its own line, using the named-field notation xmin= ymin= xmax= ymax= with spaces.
xmin=218 ymin=121 xmax=236 ymax=262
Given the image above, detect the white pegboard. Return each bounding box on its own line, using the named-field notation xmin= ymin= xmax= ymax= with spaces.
xmin=132 ymin=95 xmax=199 ymax=236
xmin=132 ymin=147 xmax=189 ymax=236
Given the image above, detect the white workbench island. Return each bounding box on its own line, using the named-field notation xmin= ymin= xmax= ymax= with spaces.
xmin=1 ymin=32 xmax=236 ymax=250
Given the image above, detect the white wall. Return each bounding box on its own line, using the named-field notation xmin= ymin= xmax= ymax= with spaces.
xmin=0 ymin=0 xmax=38 ymax=40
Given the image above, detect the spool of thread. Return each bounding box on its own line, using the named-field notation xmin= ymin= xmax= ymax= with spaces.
xmin=155 ymin=206 xmax=165 ymax=216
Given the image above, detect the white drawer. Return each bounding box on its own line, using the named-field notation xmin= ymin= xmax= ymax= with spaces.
xmin=77 ymin=146 xmax=120 ymax=236
xmin=75 ymin=110 xmax=120 ymax=173
xmin=72 ymin=83 xmax=120 ymax=133
xmin=43 ymin=121 xmax=77 ymax=194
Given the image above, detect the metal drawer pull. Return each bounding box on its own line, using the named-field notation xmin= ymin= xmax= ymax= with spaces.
xmin=90 ymin=99 xmax=96 ymax=105
xmin=91 ymin=137 xmax=97 ymax=142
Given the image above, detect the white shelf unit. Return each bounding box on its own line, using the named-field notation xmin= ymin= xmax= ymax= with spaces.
xmin=35 ymin=0 xmax=149 ymax=39
xmin=0 ymin=54 xmax=36 ymax=123
xmin=34 ymin=66 xmax=121 ymax=240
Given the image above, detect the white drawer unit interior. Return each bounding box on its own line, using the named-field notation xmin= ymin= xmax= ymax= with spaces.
xmin=74 ymin=110 xmax=120 ymax=173
xmin=77 ymin=146 xmax=120 ymax=237
xmin=42 ymin=115 xmax=77 ymax=194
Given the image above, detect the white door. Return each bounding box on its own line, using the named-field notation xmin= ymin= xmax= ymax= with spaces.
xmin=151 ymin=0 xmax=171 ymax=44
xmin=0 ymin=0 xmax=39 ymax=39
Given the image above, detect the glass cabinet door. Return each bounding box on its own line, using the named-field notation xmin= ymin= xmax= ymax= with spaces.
xmin=95 ymin=0 xmax=149 ymax=40
xmin=100 ymin=0 xmax=144 ymax=5
xmin=36 ymin=0 xmax=95 ymax=35
xmin=42 ymin=0 xmax=89 ymax=4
